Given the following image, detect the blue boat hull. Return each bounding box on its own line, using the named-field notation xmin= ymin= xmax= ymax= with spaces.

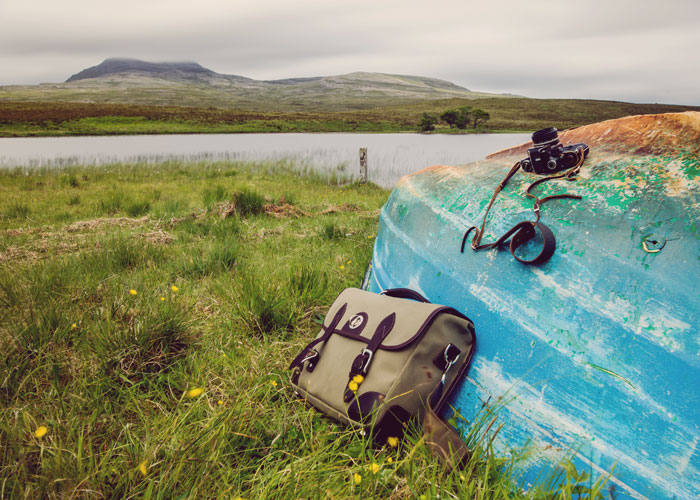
xmin=369 ymin=113 xmax=700 ymax=499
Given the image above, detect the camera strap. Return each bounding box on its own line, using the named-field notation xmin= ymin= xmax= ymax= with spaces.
xmin=460 ymin=148 xmax=586 ymax=265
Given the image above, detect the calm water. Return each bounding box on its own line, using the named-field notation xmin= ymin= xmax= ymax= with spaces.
xmin=0 ymin=133 xmax=529 ymax=188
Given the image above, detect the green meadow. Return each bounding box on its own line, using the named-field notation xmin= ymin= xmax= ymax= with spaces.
xmin=0 ymin=160 xmax=610 ymax=498
xmin=2 ymin=98 xmax=699 ymax=137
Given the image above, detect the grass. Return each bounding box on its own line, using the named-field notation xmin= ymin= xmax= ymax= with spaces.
xmin=0 ymin=160 xmax=612 ymax=498
xmin=1 ymin=99 xmax=699 ymax=137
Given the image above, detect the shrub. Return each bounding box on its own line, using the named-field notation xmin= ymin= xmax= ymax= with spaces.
xmin=419 ymin=113 xmax=438 ymax=132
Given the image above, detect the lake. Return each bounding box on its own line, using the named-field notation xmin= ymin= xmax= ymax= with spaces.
xmin=0 ymin=133 xmax=530 ymax=188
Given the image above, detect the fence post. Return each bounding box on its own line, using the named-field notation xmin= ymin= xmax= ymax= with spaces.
xmin=359 ymin=148 xmax=368 ymax=183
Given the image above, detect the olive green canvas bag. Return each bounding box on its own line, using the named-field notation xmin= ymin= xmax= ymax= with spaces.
xmin=289 ymin=288 xmax=476 ymax=467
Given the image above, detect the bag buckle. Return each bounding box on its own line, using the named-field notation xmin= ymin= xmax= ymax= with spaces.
xmin=302 ymin=350 xmax=319 ymax=372
xmin=360 ymin=348 xmax=373 ymax=373
xmin=440 ymin=345 xmax=461 ymax=384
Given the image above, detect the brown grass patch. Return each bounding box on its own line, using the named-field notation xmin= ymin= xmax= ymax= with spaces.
xmin=263 ymin=203 xmax=309 ymax=218
xmin=66 ymin=216 xmax=149 ymax=232
xmin=318 ymin=203 xmax=360 ymax=215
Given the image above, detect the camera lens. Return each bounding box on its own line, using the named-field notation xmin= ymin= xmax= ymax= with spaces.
xmin=532 ymin=127 xmax=559 ymax=146
xmin=521 ymin=159 xmax=533 ymax=172
xmin=547 ymin=158 xmax=558 ymax=170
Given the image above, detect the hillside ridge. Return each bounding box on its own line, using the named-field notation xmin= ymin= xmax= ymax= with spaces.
xmin=63 ymin=58 xmax=472 ymax=93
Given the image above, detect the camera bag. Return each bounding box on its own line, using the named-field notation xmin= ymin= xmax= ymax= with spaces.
xmin=289 ymin=287 xmax=476 ymax=467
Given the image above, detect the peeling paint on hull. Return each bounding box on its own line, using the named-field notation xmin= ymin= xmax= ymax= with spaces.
xmin=369 ymin=112 xmax=700 ymax=499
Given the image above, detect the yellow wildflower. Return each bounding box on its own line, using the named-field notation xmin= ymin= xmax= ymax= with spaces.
xmin=34 ymin=425 xmax=48 ymax=438
xmin=387 ymin=436 xmax=399 ymax=448
xmin=347 ymin=260 xmax=352 ymax=264
xmin=70 ymin=323 xmax=77 ymax=330
xmin=352 ymin=374 xmax=364 ymax=384
xmin=186 ymin=387 xmax=204 ymax=398
xmin=368 ymin=235 xmax=373 ymax=239
xmin=340 ymin=265 xmax=345 ymax=270
xmin=387 ymin=457 xmax=393 ymax=464
xmin=348 ymin=380 xmax=358 ymax=392
xmin=353 ymin=473 xmax=362 ymax=484
xmin=217 ymin=400 xmax=223 ymax=406
xmin=459 ymin=473 xmax=466 ymax=481
xmin=129 ymin=289 xmax=138 ymax=296
xmin=171 ymin=285 xmax=179 ymax=292
xmin=160 ymin=297 xmax=165 ymax=301
xmin=138 ymin=460 xmax=147 ymax=476
xmin=419 ymin=496 xmax=427 ymax=500
xmin=370 ymin=462 xmax=380 ymax=475
xmin=270 ymin=380 xmax=278 ymax=387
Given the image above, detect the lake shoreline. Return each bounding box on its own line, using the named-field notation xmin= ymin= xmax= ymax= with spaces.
xmin=0 ymin=128 xmax=529 ymax=138
xmin=0 ymin=132 xmax=532 ymax=189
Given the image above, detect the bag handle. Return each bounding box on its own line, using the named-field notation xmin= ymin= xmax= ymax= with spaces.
xmin=381 ymin=288 xmax=430 ymax=303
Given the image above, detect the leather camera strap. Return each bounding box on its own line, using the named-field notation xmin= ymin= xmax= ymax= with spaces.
xmin=461 ymin=148 xmax=585 ymax=265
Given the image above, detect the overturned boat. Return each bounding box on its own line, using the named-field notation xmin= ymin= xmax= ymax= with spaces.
xmin=368 ymin=112 xmax=700 ymax=499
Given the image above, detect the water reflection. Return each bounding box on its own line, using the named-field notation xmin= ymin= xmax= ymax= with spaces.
xmin=0 ymin=133 xmax=529 ymax=188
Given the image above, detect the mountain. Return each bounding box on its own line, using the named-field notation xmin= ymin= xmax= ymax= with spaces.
xmin=0 ymin=58 xmax=505 ymax=111
xmin=65 ymin=58 xmax=252 ymax=83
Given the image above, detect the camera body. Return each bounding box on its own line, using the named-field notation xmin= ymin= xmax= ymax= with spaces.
xmin=520 ymin=127 xmax=589 ymax=174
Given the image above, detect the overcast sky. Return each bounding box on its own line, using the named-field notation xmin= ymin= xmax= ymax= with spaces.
xmin=1 ymin=0 xmax=698 ymax=105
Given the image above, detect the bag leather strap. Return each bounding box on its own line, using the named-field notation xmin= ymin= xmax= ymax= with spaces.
xmin=288 ymin=303 xmax=347 ymax=370
xmin=381 ymin=288 xmax=430 ymax=303
xmin=423 ymin=391 xmax=471 ymax=470
xmin=344 ymin=313 xmax=396 ymax=402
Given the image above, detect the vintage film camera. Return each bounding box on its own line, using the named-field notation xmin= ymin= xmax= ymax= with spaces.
xmin=520 ymin=127 xmax=589 ymax=175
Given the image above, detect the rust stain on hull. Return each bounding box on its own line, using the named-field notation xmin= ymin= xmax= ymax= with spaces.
xmin=487 ymin=111 xmax=700 ymax=158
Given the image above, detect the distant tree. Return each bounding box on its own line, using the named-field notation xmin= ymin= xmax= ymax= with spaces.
xmin=440 ymin=107 xmax=472 ymax=129
xmin=440 ymin=110 xmax=459 ymax=128
xmin=471 ymin=108 xmax=490 ymax=128
xmin=455 ymin=106 xmax=472 ymax=130
xmin=419 ymin=113 xmax=438 ymax=132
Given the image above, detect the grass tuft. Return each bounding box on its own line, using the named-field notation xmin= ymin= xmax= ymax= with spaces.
xmin=321 ymin=220 xmax=344 ymax=240
xmin=234 ymin=187 xmax=265 ymax=217
xmin=125 ymin=199 xmax=151 ymax=217
xmin=4 ymin=202 xmax=31 ymax=219
xmin=202 ymin=184 xmax=229 ymax=207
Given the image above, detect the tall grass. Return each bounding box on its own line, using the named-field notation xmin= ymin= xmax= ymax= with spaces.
xmin=0 ymin=160 xmax=611 ymax=498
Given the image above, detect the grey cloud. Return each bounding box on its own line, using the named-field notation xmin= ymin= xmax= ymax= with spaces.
xmin=0 ymin=0 xmax=698 ymax=104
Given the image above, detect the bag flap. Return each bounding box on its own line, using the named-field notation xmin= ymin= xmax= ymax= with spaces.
xmin=321 ymin=288 xmax=453 ymax=349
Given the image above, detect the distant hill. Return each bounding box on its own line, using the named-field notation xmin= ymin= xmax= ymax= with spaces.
xmin=65 ymin=58 xmax=251 ymax=83
xmin=0 ymin=58 xmax=505 ymax=111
